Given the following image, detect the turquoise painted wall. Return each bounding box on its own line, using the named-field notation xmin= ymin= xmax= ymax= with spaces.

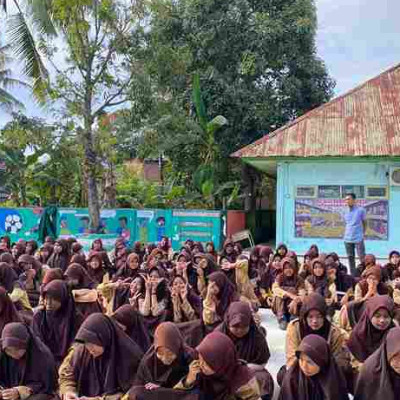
xmin=0 ymin=207 xmax=224 ymax=252
xmin=276 ymin=160 xmax=400 ymax=258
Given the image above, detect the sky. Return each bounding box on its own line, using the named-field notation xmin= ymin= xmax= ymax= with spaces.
xmin=1 ymin=0 xmax=400 ymax=125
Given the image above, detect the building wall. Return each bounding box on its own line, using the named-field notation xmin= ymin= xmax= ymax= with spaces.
xmin=276 ymin=159 xmax=400 ymax=257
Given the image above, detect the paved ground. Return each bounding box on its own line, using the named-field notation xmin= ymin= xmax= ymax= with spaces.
xmin=259 ymin=308 xmax=285 ymax=400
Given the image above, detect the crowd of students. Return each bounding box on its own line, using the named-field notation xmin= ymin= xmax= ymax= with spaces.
xmin=0 ymin=234 xmax=399 ymax=400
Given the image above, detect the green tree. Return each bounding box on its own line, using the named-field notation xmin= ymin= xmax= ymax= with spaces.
xmin=42 ymin=0 xmax=143 ymax=229
xmin=0 ymin=113 xmax=53 ymax=205
xmin=140 ymin=0 xmax=334 ymax=155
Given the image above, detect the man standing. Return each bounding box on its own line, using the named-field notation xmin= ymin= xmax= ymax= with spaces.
xmin=343 ymin=193 xmax=367 ymax=276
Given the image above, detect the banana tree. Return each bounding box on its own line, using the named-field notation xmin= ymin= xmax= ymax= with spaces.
xmin=192 ymin=73 xmax=236 ymax=207
xmin=0 ymin=145 xmax=45 ymax=205
xmin=192 ymin=73 xmax=228 ymax=165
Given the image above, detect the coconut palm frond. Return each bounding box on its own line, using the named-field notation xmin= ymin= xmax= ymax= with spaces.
xmin=7 ymin=12 xmax=49 ymax=89
xmin=0 ymin=87 xmax=25 ymax=111
xmin=0 ymin=74 xmax=31 ymax=89
xmin=28 ymin=0 xmax=57 ymax=36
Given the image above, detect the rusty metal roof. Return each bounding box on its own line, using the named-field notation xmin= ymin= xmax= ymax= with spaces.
xmin=232 ymin=63 xmax=400 ymax=158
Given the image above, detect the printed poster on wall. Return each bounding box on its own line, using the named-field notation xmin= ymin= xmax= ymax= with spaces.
xmin=295 ymin=199 xmax=388 ymax=240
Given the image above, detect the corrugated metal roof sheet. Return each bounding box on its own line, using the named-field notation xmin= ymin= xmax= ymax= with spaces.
xmin=232 ymin=63 xmax=400 ymax=158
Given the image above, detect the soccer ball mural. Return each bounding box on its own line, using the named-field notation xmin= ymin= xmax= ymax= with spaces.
xmin=5 ymin=214 xmax=23 ymax=234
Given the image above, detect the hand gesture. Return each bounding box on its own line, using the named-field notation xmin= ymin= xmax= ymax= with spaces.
xmin=171 ymin=286 xmax=179 ymax=300
xmin=143 ymin=275 xmax=152 ymax=291
xmin=181 ymin=285 xmax=188 ymax=300
xmin=186 ymin=360 xmax=201 ymax=385
xmin=144 ymin=383 xmax=160 ymax=391
xmin=2 ymin=389 xmax=19 ymax=400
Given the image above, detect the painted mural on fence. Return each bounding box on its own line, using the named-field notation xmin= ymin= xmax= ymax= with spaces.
xmin=295 ymin=199 xmax=388 ymax=240
xmin=0 ymin=207 xmax=43 ymax=242
xmin=58 ymin=208 xmax=135 ymax=249
xmin=0 ymin=207 xmax=224 ymax=251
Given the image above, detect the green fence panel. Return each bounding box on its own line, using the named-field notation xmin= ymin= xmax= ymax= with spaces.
xmin=0 ymin=207 xmax=224 ymax=251
xmin=58 ymin=208 xmax=136 ymax=251
xmin=135 ymin=209 xmax=174 ymax=245
xmin=171 ymin=209 xmax=223 ymax=250
xmin=0 ymin=207 xmax=43 ymax=242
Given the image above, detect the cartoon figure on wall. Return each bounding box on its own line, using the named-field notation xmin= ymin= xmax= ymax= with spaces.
xmin=156 ymin=216 xmax=166 ymax=242
xmin=117 ymin=216 xmax=130 ymax=242
xmin=60 ymin=215 xmax=72 ymax=235
xmin=79 ymin=216 xmax=90 ymax=235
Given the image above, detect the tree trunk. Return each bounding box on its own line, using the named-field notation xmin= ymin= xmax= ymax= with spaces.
xmin=102 ymin=161 xmax=116 ymax=208
xmin=83 ymin=123 xmax=101 ymax=231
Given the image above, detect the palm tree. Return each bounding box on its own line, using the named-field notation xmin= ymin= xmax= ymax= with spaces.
xmin=0 ymin=45 xmax=29 ymax=110
xmin=1 ymin=0 xmax=54 ymax=98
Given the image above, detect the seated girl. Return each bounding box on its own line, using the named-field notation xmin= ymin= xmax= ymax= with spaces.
xmin=347 ymin=295 xmax=394 ymax=373
xmin=354 ymin=326 xmax=400 ymax=400
xmin=216 ymin=302 xmax=274 ymax=400
xmin=271 ymin=257 xmax=305 ymax=330
xmin=171 ymin=251 xmax=198 ymax=292
xmin=88 ymin=239 xmax=114 ymax=276
xmin=0 ymin=323 xmax=57 ymax=400
xmin=16 ymin=255 xmax=44 ymax=308
xmin=176 ymin=331 xmax=261 ymax=400
xmin=113 ymin=253 xmax=141 ymax=281
xmin=46 ymin=239 xmax=70 ymax=272
xmin=170 ymin=276 xmax=202 ymax=323
xmin=141 ymin=268 xmax=172 ymax=335
xmin=356 ymin=254 xmax=390 ymax=282
xmin=86 ymin=253 xmax=106 ymax=285
xmin=305 ymin=258 xmax=337 ymax=310
xmin=340 ymin=266 xmax=391 ymax=330
xmin=0 ymin=287 xmax=22 ymax=335
xmin=385 ymin=250 xmax=400 ymax=281
xmin=220 ymin=239 xmax=238 ymax=264
xmin=59 ymin=313 xmax=143 ymax=400
xmin=99 ymin=275 xmax=146 ymax=315
xmin=275 ymin=243 xmax=288 ymax=259
xmin=195 ymin=254 xmax=219 ymax=298
xmin=64 ymin=263 xmax=102 ymax=319
xmin=111 ymin=305 xmax=151 ymax=353
xmin=258 ymin=254 xmax=282 ymax=306
xmin=286 ymin=294 xmax=350 ymax=372
xmin=280 ymin=334 xmax=349 ymax=400
xmin=128 ymin=322 xmax=195 ymax=398
xmin=0 ymin=261 xmax=32 ymax=314
xmin=202 ymin=271 xmax=238 ymax=329
xmin=205 ymin=241 xmax=218 ymax=262
xmin=32 ymin=280 xmax=83 ymax=367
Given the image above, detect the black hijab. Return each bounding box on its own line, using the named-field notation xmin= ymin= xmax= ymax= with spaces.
xmin=0 ymin=323 xmax=57 ymax=395
xmin=31 ymin=279 xmax=83 ymax=365
xmin=299 ymin=293 xmax=331 ymax=341
xmin=112 ymin=304 xmax=151 ymax=353
xmin=216 ymin=301 xmax=270 ymax=365
xmin=280 ymin=334 xmax=349 ymax=400
xmin=347 ymin=295 xmax=394 ymax=362
xmin=134 ymin=322 xmax=195 ymax=388
xmin=72 ymin=313 xmax=144 ymax=396
xmin=354 ymin=327 xmax=400 ymax=400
